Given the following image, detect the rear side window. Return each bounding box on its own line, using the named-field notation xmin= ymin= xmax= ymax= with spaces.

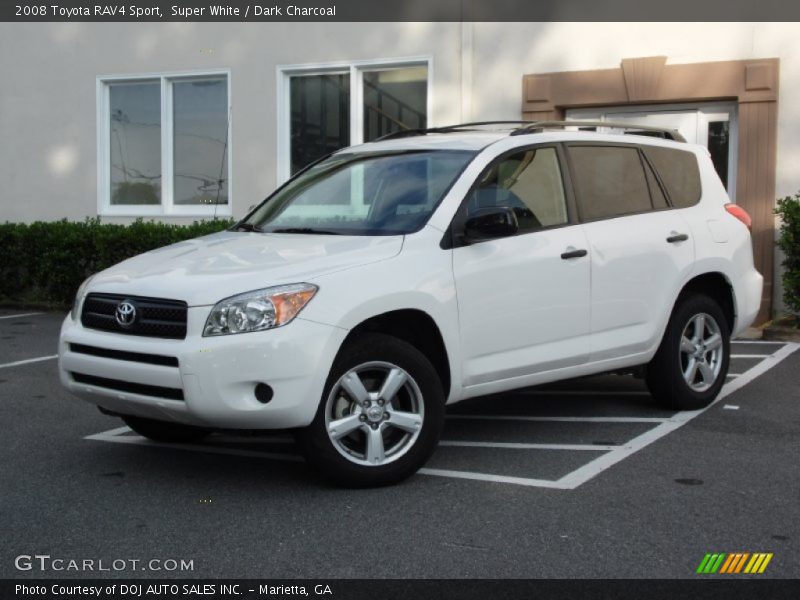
xmin=643 ymin=146 xmax=702 ymax=208
xmin=568 ymin=146 xmax=653 ymax=221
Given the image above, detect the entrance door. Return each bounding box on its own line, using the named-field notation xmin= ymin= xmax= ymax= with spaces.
xmin=567 ymin=104 xmax=737 ymax=201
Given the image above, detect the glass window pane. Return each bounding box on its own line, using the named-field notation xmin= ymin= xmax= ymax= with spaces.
xmin=173 ymin=77 xmax=229 ymax=206
xmin=707 ymin=121 xmax=730 ymax=191
xmin=109 ymin=81 xmax=161 ymax=205
xmin=467 ymin=148 xmax=567 ymax=233
xmin=363 ymin=66 xmax=427 ymax=142
xmin=246 ymin=150 xmax=474 ymax=235
xmin=290 ymin=73 xmax=350 ymax=175
xmin=569 ymin=146 xmax=653 ymax=220
xmin=643 ymin=146 xmax=702 ymax=208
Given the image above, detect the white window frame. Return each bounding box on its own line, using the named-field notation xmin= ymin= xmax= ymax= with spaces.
xmin=276 ymin=56 xmax=433 ymax=184
xmin=97 ymin=69 xmax=233 ymax=217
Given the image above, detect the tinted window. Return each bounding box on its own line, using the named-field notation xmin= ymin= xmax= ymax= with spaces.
xmin=643 ymin=146 xmax=702 ymax=208
xmin=466 ymin=147 xmax=568 ymax=233
xmin=569 ymin=146 xmax=652 ymax=220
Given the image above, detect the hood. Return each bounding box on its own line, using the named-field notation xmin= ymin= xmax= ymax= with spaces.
xmin=88 ymin=231 xmax=404 ymax=306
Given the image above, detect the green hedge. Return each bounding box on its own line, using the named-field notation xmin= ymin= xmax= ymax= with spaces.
xmin=775 ymin=192 xmax=800 ymax=318
xmin=0 ymin=218 xmax=233 ymax=307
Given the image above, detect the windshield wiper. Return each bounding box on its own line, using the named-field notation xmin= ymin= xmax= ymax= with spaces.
xmin=270 ymin=227 xmax=342 ymax=235
xmin=230 ymin=222 xmax=264 ymax=232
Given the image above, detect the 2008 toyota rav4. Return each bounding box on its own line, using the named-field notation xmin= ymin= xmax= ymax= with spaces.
xmin=59 ymin=121 xmax=763 ymax=486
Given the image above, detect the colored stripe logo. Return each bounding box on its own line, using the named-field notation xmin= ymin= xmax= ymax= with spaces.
xmin=696 ymin=552 xmax=773 ymax=574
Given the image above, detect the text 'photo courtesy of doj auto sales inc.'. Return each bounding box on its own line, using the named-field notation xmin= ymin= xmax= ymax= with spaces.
xmin=13 ymin=583 xmax=335 ymax=597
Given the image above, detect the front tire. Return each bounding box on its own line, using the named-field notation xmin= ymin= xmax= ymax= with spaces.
xmin=296 ymin=333 xmax=445 ymax=487
xmin=122 ymin=415 xmax=212 ymax=443
xmin=646 ymin=293 xmax=730 ymax=410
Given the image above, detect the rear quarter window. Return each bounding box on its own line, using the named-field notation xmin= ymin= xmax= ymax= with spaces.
xmin=643 ymin=146 xmax=702 ymax=208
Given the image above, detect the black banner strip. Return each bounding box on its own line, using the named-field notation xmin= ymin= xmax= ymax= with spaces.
xmin=4 ymin=579 xmax=800 ymax=600
xmin=3 ymin=0 xmax=800 ymax=22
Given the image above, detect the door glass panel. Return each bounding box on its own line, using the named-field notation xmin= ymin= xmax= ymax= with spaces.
xmin=363 ymin=66 xmax=427 ymax=142
xmin=569 ymin=146 xmax=652 ymax=220
xmin=707 ymin=120 xmax=730 ymax=190
xmin=467 ymin=147 xmax=567 ymax=233
xmin=290 ymin=73 xmax=350 ymax=175
xmin=643 ymin=146 xmax=702 ymax=208
xmin=109 ymin=81 xmax=161 ymax=205
xmin=173 ymin=77 xmax=229 ymax=206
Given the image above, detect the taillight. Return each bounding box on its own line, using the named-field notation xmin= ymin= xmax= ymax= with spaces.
xmin=725 ymin=203 xmax=752 ymax=230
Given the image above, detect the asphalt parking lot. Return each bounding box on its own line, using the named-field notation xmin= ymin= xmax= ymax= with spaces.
xmin=1 ymin=310 xmax=798 ymax=578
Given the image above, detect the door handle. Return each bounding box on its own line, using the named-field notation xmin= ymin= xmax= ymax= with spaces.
xmin=666 ymin=233 xmax=689 ymax=243
xmin=560 ymin=248 xmax=588 ymax=260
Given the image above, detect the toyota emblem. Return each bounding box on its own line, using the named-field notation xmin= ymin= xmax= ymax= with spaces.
xmin=115 ymin=300 xmax=137 ymax=328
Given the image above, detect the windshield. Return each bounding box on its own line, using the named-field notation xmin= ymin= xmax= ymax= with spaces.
xmin=242 ymin=150 xmax=475 ymax=235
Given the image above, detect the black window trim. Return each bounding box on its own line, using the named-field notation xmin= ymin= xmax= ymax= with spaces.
xmin=562 ymin=141 xmax=688 ymax=225
xmin=442 ymin=142 xmax=579 ymax=250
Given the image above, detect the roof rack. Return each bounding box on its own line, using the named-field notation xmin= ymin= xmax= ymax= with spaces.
xmin=374 ymin=119 xmax=686 ymax=143
xmin=510 ymin=120 xmax=686 ymax=142
xmin=374 ymin=121 xmax=536 ymax=141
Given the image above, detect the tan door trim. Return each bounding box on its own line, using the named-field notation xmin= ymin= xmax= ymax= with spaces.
xmin=522 ymin=57 xmax=779 ymax=323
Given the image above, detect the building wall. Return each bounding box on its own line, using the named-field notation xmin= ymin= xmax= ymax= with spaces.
xmin=468 ymin=22 xmax=799 ymax=315
xmin=1 ymin=21 xmax=796 ymax=313
xmin=0 ymin=22 xmax=464 ymax=224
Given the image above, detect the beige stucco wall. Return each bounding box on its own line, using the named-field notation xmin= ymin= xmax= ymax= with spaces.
xmin=1 ymin=21 xmax=797 ymax=313
xmin=0 ymin=22 xmax=464 ymax=224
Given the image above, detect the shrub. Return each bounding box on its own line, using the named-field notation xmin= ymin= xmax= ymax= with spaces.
xmin=0 ymin=218 xmax=233 ymax=307
xmin=775 ymin=192 xmax=800 ymax=318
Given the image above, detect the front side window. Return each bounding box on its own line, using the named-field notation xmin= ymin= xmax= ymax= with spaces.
xmin=569 ymin=145 xmax=653 ymax=221
xmin=284 ymin=61 xmax=429 ymax=179
xmin=244 ymin=150 xmax=473 ymax=235
xmin=102 ymin=73 xmax=230 ymax=215
xmin=466 ymin=147 xmax=568 ymax=233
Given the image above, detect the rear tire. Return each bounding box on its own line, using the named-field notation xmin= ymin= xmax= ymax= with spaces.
xmin=295 ymin=333 xmax=445 ymax=488
xmin=122 ymin=415 xmax=212 ymax=443
xmin=646 ymin=293 xmax=730 ymax=410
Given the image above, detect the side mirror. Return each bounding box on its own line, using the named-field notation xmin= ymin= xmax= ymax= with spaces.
xmin=463 ymin=207 xmax=519 ymax=243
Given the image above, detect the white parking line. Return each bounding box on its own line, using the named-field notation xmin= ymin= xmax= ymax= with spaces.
xmin=520 ymin=389 xmax=649 ymax=396
xmin=0 ymin=355 xmax=58 ymax=370
xmin=0 ymin=312 xmax=43 ymax=320
xmin=438 ymin=440 xmax=617 ymax=451
xmin=83 ymin=342 xmax=799 ymax=490
xmin=731 ymin=340 xmax=785 ymax=345
xmin=731 ymin=354 xmax=774 ymax=359
xmin=554 ymin=342 xmax=800 ymax=489
xmin=447 ymin=414 xmax=667 ymax=423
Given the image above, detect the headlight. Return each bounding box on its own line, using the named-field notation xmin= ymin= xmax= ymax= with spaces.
xmin=70 ymin=275 xmax=95 ymax=321
xmin=203 ymin=283 xmax=318 ymax=337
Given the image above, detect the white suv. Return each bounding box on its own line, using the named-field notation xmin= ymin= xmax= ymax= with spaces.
xmin=59 ymin=121 xmax=763 ymax=486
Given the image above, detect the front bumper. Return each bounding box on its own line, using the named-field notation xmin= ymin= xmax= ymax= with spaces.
xmin=58 ymin=308 xmax=347 ymax=429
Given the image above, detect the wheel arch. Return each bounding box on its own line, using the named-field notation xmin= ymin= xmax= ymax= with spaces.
xmin=340 ymin=309 xmax=452 ymax=400
xmin=674 ymin=271 xmax=737 ymax=334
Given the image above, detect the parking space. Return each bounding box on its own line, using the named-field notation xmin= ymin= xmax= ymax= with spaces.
xmin=2 ymin=310 xmax=798 ymax=578
xmin=83 ymin=339 xmax=796 ymax=489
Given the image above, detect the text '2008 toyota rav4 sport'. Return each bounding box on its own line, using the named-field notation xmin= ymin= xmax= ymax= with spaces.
xmin=59 ymin=121 xmax=763 ymax=486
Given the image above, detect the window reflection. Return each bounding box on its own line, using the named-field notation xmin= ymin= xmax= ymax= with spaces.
xmin=173 ymin=78 xmax=229 ymax=206
xmin=109 ymin=82 xmax=161 ymax=205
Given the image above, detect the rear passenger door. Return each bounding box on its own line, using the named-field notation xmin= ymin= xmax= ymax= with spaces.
xmin=565 ymin=143 xmax=695 ymax=362
xmin=452 ymin=145 xmax=592 ymax=388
